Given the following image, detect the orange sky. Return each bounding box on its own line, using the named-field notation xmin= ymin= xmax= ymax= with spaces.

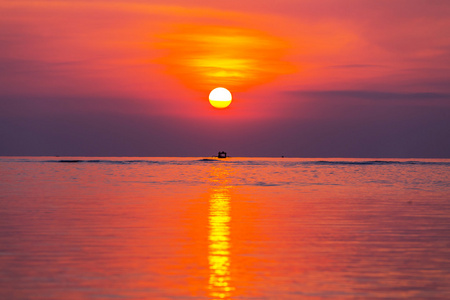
xmin=0 ymin=0 xmax=449 ymax=157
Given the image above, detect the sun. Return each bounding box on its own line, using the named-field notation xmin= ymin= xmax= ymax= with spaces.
xmin=209 ymin=87 xmax=232 ymax=109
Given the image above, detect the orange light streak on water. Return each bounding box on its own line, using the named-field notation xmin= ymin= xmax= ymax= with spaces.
xmin=208 ymin=187 xmax=233 ymax=299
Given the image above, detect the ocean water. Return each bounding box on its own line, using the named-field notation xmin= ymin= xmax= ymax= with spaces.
xmin=0 ymin=157 xmax=449 ymax=299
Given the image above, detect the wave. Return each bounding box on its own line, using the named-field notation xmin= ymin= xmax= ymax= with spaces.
xmin=197 ymin=158 xmax=222 ymax=162
xmin=1 ymin=158 xmax=449 ymax=166
xmin=311 ymin=160 xmax=448 ymax=166
xmin=49 ymin=159 xmax=163 ymax=165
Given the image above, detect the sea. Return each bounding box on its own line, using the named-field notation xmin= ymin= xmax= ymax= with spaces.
xmin=0 ymin=157 xmax=449 ymax=299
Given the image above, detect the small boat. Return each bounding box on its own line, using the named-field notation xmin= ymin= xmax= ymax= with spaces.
xmin=218 ymin=151 xmax=227 ymax=158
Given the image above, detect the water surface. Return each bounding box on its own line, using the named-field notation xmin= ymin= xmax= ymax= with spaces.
xmin=0 ymin=157 xmax=449 ymax=299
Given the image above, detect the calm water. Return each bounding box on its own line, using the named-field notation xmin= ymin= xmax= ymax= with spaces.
xmin=0 ymin=157 xmax=449 ymax=299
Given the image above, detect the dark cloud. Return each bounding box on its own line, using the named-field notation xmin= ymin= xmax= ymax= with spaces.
xmin=326 ymin=64 xmax=384 ymax=69
xmin=287 ymin=90 xmax=450 ymax=103
xmin=1 ymin=91 xmax=449 ymax=158
xmin=0 ymin=95 xmax=158 ymax=118
xmin=0 ymin=109 xmax=270 ymax=157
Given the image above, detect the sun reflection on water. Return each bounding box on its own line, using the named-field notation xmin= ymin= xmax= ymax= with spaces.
xmin=208 ymin=166 xmax=234 ymax=299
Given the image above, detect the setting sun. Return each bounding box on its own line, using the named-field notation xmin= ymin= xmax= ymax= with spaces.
xmin=209 ymin=87 xmax=232 ymax=109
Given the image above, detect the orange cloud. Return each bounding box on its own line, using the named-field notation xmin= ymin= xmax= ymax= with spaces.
xmin=156 ymin=24 xmax=294 ymax=92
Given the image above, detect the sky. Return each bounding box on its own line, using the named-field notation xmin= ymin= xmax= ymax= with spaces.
xmin=0 ymin=0 xmax=449 ymax=157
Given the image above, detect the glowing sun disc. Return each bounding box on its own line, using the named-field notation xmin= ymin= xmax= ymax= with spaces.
xmin=209 ymin=87 xmax=232 ymax=109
